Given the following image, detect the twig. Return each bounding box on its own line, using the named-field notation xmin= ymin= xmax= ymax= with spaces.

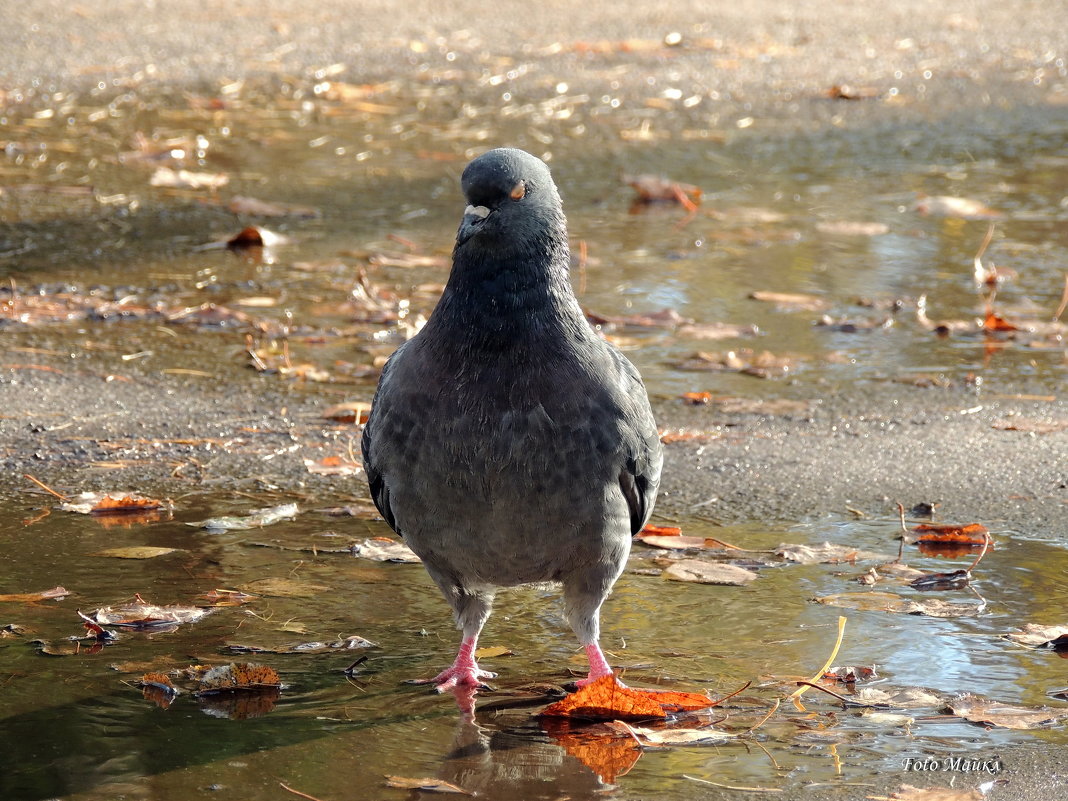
xmin=23 ymin=474 xmax=69 ymax=501
xmin=745 ymin=697 xmax=780 ymax=733
xmin=973 ymin=222 xmax=996 ymax=284
xmin=965 ymin=531 xmax=992 ymax=573
xmin=279 ymin=783 xmax=328 ymax=801
xmin=790 ymin=617 xmax=847 ymax=699
xmin=894 ymin=502 xmax=907 ymax=563
xmin=793 ymin=680 xmax=886 ymax=708
xmin=683 ymin=775 xmax=783 ymax=793
xmin=1053 ymin=274 xmax=1068 ymax=323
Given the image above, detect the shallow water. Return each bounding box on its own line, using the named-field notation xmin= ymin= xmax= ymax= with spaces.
xmin=1 ymin=74 xmax=1067 ymax=800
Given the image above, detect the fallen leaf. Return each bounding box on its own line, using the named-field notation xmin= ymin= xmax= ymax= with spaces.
xmin=748 ymin=290 xmax=830 ymax=312
xmin=59 ymin=491 xmax=172 ymax=516
xmin=982 ymin=311 xmax=1018 ymax=332
xmin=227 ymin=636 xmax=376 ymax=655
xmin=909 ymin=569 xmax=971 ymax=591
xmin=86 ymin=599 xmax=212 ymax=629
xmin=0 ymin=586 xmax=70 ymax=603
xmin=141 ymin=672 xmax=179 ymax=709
xmin=349 ymin=537 xmax=421 ymax=563
xmin=675 ymin=321 xmax=759 ymax=340
xmin=614 ymin=720 xmax=736 ymax=746
xmin=992 ymin=416 xmax=1068 ymax=434
xmin=813 ymin=591 xmax=982 ymax=617
xmin=303 ymin=456 xmax=362 ymax=476
xmin=187 ymin=503 xmax=299 ymax=531
xmin=663 ymin=559 xmax=757 ymax=585
xmin=322 ymin=401 xmax=372 ymax=424
xmin=199 ymin=589 xmax=258 ymax=606
xmin=384 ymin=776 xmax=472 ymax=795
xmin=639 ymin=524 xmax=683 ymax=537
xmin=540 ymin=675 xmax=665 ymax=720
xmin=197 ymin=662 xmax=281 ymax=694
xmin=639 ymin=535 xmax=708 ymax=549
xmin=912 ymin=523 xmax=990 ymax=547
xmin=150 ymin=167 xmax=229 ymax=190
xmin=93 ymin=547 xmax=181 ymax=559
xmin=623 ymin=174 xmax=702 ymax=207
xmin=227 ymin=226 xmax=290 ymax=248
xmin=776 ymin=542 xmax=888 ymax=564
xmin=914 ymin=195 xmax=1003 ymax=219
xmin=816 ymin=220 xmax=889 ymax=236
xmin=853 ymin=686 xmax=944 ymax=709
xmin=825 ymin=84 xmax=880 ymax=100
xmin=474 ymin=645 xmax=513 ymax=659
xmin=823 ymin=665 xmax=878 ymax=683
xmin=675 ymin=348 xmax=795 ymax=378
xmin=1003 ymin=623 xmax=1068 ymax=649
xmin=946 ymin=694 xmax=1062 ymax=729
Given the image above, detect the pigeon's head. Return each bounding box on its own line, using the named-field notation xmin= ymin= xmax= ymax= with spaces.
xmin=456 ymin=148 xmax=564 ymax=250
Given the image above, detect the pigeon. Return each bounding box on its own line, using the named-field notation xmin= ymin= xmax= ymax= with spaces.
xmin=361 ymin=147 xmax=662 ymax=694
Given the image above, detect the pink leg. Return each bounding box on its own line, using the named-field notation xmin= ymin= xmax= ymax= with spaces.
xmin=416 ymin=635 xmax=497 ymax=692
xmin=576 ymin=642 xmax=623 ymax=687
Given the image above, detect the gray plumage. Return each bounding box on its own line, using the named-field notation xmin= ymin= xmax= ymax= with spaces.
xmin=361 ymin=148 xmax=662 ymax=691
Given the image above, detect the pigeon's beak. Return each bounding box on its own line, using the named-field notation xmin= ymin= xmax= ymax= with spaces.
xmin=457 ymin=204 xmax=492 ymax=246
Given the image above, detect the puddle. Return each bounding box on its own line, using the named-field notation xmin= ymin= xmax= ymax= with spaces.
xmin=2 ymin=503 xmax=1067 ymax=800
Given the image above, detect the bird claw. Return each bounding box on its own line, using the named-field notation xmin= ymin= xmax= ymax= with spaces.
xmin=410 ymin=665 xmax=497 ymax=693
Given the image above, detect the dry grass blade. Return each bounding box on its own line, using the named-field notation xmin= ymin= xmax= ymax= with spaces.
xmin=684 ymin=775 xmax=783 ymax=793
xmin=1054 ymin=273 xmax=1068 ymax=323
xmin=279 ymin=783 xmax=328 ymax=801
xmin=965 ymin=532 xmax=992 ymax=573
xmin=790 ymin=617 xmax=847 ymax=699
xmin=24 ymin=474 xmax=69 ymax=501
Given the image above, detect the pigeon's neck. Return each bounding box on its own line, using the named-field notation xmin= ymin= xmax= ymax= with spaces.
xmin=425 ymin=235 xmax=589 ymax=356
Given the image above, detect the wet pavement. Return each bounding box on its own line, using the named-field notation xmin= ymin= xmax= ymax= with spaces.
xmin=2 ymin=1 xmax=1068 ymax=799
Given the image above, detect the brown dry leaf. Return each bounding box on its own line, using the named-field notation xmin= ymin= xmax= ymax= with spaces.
xmin=59 ymin=491 xmax=172 ymax=516
xmin=663 ymin=559 xmax=757 ymax=585
xmin=587 ymin=307 xmax=691 ymax=330
xmin=150 ymin=166 xmax=229 ymax=190
xmin=623 ymin=174 xmax=702 ymax=207
xmin=813 ymin=591 xmax=982 ymax=617
xmin=992 ymin=416 xmax=1068 ymax=434
xmin=914 ymin=195 xmax=1003 ymax=219
xmin=658 ymin=428 xmax=720 ymax=444
xmin=350 ymin=537 xmax=421 ymax=563
xmin=887 ymin=784 xmax=985 ymax=801
xmin=822 ymin=665 xmax=877 ymax=683
xmin=89 ymin=598 xmax=212 ymax=629
xmin=982 ymin=311 xmax=1018 ymax=332
xmin=543 ymin=720 xmax=641 ymax=784
xmin=825 ymin=84 xmax=880 ymax=100
xmin=614 ymin=721 xmax=735 ymax=746
xmin=675 ymin=321 xmax=759 ymax=340
xmin=639 ymin=534 xmax=710 ymax=549
xmin=302 ymin=456 xmax=362 ymax=476
xmin=141 ymin=672 xmax=179 ymax=709
xmin=93 ymin=547 xmax=180 ymax=559
xmin=197 ymin=662 xmax=281 ymax=694
xmin=675 ymin=348 xmax=795 ymax=378
xmin=322 ymin=401 xmax=372 ymax=424
xmin=748 ymin=290 xmax=830 ymax=311
xmin=384 ymin=776 xmax=472 ymax=795
xmin=167 ymin=302 xmax=252 ymax=328
xmin=946 ymin=694 xmax=1062 ymax=729
xmin=853 ymin=686 xmax=944 ymax=709
xmin=228 ymin=195 xmax=319 ymax=218
xmin=227 ymin=226 xmax=290 ymax=248
xmin=540 ymin=675 xmax=666 ymax=720
xmin=912 ymin=523 xmax=990 ymax=548
xmin=681 ymin=391 xmax=714 ymax=404
xmin=227 ymin=635 xmax=376 ymax=655
xmin=776 ymin=542 xmax=889 ymax=564
xmin=0 ymin=586 xmax=71 ymax=603
xmin=474 ymin=645 xmax=513 ymax=659
xmin=1003 ymin=623 xmax=1068 ymax=649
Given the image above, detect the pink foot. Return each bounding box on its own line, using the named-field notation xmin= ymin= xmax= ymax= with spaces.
xmin=575 ymin=642 xmax=625 ymax=687
xmin=411 ymin=634 xmax=497 ymax=692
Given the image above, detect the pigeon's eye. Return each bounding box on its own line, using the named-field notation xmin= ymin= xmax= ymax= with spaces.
xmin=509 ymin=181 xmax=526 ymax=201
